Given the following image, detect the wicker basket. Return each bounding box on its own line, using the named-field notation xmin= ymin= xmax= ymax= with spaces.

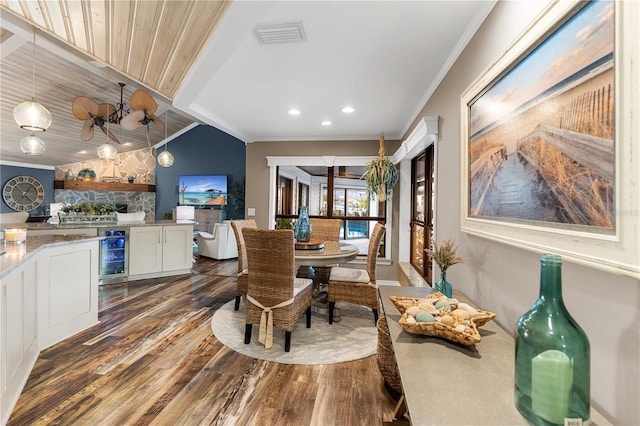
xmin=376 ymin=317 xmax=402 ymax=394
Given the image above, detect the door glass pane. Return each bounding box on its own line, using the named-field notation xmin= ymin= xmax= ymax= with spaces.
xmin=299 ymin=183 xmax=309 ymax=207
xmin=414 ymin=154 xmax=426 ymax=222
xmin=333 ymin=189 xmax=345 ymax=215
xmin=411 ymin=224 xmax=424 ymax=270
xmin=347 ymin=189 xmax=368 ymax=217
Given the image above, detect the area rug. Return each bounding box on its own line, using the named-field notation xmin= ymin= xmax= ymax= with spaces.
xmin=211 ymin=300 xmax=378 ymax=365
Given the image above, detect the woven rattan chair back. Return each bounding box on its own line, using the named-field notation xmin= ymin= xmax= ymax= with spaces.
xmin=242 ymin=228 xmax=313 ymax=351
xmin=327 ymin=222 xmax=385 ymax=325
xmin=230 ymin=219 xmax=257 ymax=310
xmin=366 ymin=222 xmax=386 ymax=283
xmin=244 ymin=228 xmax=296 ymax=302
xmin=309 ymin=218 xmax=341 ymax=242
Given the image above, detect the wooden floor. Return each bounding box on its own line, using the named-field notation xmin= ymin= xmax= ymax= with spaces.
xmin=8 ymin=257 xmax=397 ymax=425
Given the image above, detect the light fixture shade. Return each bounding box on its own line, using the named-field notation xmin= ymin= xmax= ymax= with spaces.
xmin=13 ymin=99 xmax=52 ymax=131
xmin=157 ymin=149 xmax=174 ymax=167
xmin=19 ymin=133 xmax=46 ymax=155
xmin=97 ymin=142 xmax=117 ymax=160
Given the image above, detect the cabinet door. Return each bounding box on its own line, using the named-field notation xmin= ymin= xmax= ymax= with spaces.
xmin=1 ymin=258 xmax=38 ymax=423
xmin=163 ymin=225 xmax=193 ymax=272
xmin=37 ymin=241 xmax=99 ymax=349
xmin=129 ymin=226 xmax=163 ymax=275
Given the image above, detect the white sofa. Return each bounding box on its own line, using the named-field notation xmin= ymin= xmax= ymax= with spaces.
xmin=196 ymin=221 xmax=238 ymax=260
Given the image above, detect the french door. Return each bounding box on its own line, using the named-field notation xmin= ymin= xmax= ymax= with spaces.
xmin=410 ymin=146 xmax=434 ymax=283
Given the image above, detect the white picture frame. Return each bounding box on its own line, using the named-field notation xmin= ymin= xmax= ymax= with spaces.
xmin=460 ymin=0 xmax=639 ymax=279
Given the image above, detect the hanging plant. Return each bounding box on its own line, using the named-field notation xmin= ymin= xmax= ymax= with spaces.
xmin=362 ymin=133 xmax=399 ymax=202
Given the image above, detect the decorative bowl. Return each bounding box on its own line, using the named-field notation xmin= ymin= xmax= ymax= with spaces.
xmin=390 ymin=292 xmax=496 ymax=346
xmin=78 ymin=168 xmax=96 ymax=181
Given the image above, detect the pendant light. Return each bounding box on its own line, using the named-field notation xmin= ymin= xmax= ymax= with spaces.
xmin=13 ymin=27 xmax=52 ymax=132
xmin=97 ymin=142 xmax=117 ymax=160
xmin=19 ymin=134 xmax=46 ymax=155
xmin=98 ymin=75 xmax=117 ymax=161
xmin=157 ymin=111 xmax=174 ymax=167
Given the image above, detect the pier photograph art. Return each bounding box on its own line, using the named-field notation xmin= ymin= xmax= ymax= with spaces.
xmin=467 ymin=0 xmax=614 ymax=230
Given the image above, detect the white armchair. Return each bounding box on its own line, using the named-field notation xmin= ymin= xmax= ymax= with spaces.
xmin=196 ymin=221 xmax=238 ymax=260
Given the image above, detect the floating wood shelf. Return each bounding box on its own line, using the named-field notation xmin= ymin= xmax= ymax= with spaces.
xmin=54 ymin=180 xmax=156 ymax=192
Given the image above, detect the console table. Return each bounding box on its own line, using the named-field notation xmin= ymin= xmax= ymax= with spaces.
xmin=378 ymin=286 xmax=612 ymax=425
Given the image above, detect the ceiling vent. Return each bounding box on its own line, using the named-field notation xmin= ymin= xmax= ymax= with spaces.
xmin=253 ymin=22 xmax=307 ymax=44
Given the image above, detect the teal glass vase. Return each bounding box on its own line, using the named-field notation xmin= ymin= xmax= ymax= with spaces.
xmin=515 ymin=254 xmax=590 ymax=425
xmin=434 ymin=271 xmax=452 ymax=298
xmin=294 ymin=206 xmax=312 ymax=242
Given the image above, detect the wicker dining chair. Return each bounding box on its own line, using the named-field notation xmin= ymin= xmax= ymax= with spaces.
xmin=230 ymin=219 xmax=257 ymax=311
xmin=243 ymin=228 xmax=313 ymax=352
xmin=328 ymin=222 xmax=385 ymax=325
xmin=309 ymin=218 xmax=341 ymax=242
xmin=308 ymin=218 xmax=342 ymax=284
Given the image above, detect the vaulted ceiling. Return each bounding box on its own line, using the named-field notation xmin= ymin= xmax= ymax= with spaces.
xmin=0 ymin=0 xmax=495 ymax=168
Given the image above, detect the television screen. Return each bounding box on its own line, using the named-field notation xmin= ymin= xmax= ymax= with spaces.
xmin=178 ymin=175 xmax=227 ymax=206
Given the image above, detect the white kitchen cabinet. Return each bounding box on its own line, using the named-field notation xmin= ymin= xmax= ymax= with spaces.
xmin=162 ymin=225 xmax=193 ymax=272
xmin=36 ymin=240 xmax=99 ymax=349
xmin=128 ymin=226 xmax=163 ymax=276
xmin=1 ymin=257 xmax=38 ymax=424
xmin=128 ymin=224 xmax=193 ymax=280
xmin=1 ymin=238 xmax=99 ymax=424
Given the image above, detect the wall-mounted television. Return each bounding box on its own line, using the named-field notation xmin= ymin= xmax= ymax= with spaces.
xmin=178 ymin=175 xmax=227 ymax=206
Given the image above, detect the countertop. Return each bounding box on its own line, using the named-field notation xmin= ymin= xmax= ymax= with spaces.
xmin=0 ymin=234 xmax=101 ymax=279
xmin=2 ymin=219 xmax=197 ymax=231
xmin=378 ymin=286 xmax=612 ymax=425
xmin=0 ymin=220 xmax=195 ymax=279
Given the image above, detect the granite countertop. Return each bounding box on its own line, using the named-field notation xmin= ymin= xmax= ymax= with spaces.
xmin=1 ymin=220 xmax=196 ymax=231
xmin=0 ymin=234 xmax=101 ymax=279
xmin=1 ymin=220 xmax=195 ymax=279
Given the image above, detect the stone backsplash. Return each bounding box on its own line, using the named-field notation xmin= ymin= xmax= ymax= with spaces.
xmin=53 ymin=190 xmax=155 ymax=221
xmin=54 ymin=148 xmax=156 ymax=220
xmin=55 ymin=148 xmax=156 ymax=183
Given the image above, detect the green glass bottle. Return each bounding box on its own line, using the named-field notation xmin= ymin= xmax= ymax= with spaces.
xmin=515 ymin=254 xmax=590 ymax=425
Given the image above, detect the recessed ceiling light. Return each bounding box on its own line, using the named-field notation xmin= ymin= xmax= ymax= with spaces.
xmin=78 ymin=150 xmax=88 ymax=154
xmin=321 ymin=120 xmax=332 ymax=126
xmin=341 ymin=106 xmax=355 ymax=113
xmin=288 ymin=109 xmax=301 ymax=116
xmin=123 ymin=142 xmax=133 ymax=146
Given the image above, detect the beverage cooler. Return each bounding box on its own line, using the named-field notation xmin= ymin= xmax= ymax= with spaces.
xmin=99 ymin=228 xmax=128 ymax=284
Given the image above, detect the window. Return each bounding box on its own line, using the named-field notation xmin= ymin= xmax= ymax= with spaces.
xmin=275 ymin=164 xmax=386 ymax=256
xmin=298 ymin=183 xmax=309 ymax=208
xmin=410 ymin=146 xmax=434 ymax=282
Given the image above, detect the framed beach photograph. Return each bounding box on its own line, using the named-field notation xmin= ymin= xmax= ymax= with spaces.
xmin=460 ymin=0 xmax=639 ymax=278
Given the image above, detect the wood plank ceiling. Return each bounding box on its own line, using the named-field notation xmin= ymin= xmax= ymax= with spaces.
xmin=0 ymin=0 xmax=230 ymax=100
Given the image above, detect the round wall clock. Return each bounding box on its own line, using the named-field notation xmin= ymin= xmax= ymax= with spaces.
xmin=2 ymin=176 xmax=45 ymax=211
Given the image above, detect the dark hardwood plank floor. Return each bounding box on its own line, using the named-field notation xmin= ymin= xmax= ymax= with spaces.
xmin=8 ymin=257 xmax=397 ymax=425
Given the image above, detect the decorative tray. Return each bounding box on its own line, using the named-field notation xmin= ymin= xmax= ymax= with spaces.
xmin=389 ymin=292 xmax=496 ymax=346
xmin=295 ymin=238 xmax=324 ymax=250
xmin=58 ymin=212 xmax=117 ymax=224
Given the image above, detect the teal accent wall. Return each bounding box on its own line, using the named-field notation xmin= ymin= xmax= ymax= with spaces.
xmin=155 ymin=125 xmax=246 ymax=220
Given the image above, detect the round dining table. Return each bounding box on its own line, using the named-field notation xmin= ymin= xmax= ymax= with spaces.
xmin=294 ymin=241 xmax=359 ymax=267
xmin=294 ymin=241 xmax=359 ymax=322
